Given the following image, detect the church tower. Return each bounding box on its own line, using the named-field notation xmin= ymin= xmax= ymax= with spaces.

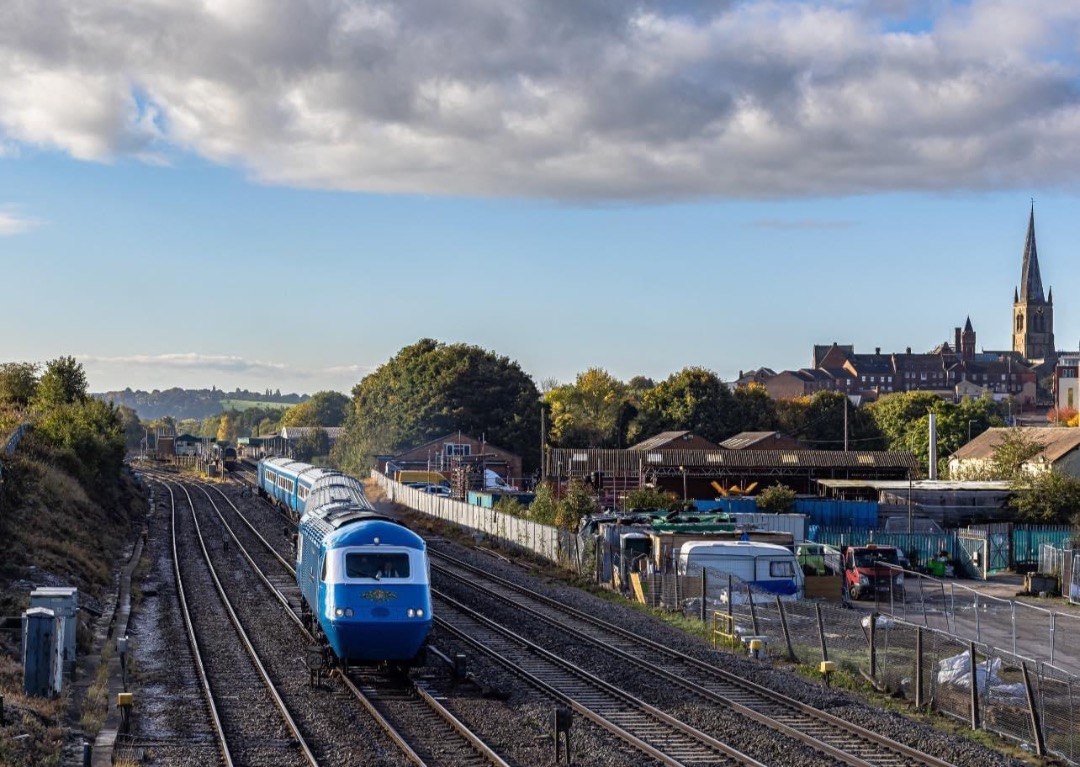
xmin=1012 ymin=204 xmax=1055 ymax=363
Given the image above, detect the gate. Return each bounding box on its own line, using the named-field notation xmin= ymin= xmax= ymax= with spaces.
xmin=957 ymin=527 xmax=988 ymax=579
xmin=985 ymin=523 xmax=1010 ymax=574
xmin=1071 ymin=552 xmax=1080 ymax=605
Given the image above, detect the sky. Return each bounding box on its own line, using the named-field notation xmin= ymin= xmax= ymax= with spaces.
xmin=3 ymin=0 xmax=1080 ymax=396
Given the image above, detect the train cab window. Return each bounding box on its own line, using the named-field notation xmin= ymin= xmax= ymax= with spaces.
xmin=345 ymin=552 xmax=410 ymax=579
xmin=320 ymin=556 xmax=328 ymax=582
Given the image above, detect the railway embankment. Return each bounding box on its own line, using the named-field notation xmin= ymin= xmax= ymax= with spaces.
xmin=0 ymin=444 xmax=148 ymax=767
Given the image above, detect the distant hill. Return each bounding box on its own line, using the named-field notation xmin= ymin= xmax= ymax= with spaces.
xmin=94 ymin=387 xmax=309 ymax=421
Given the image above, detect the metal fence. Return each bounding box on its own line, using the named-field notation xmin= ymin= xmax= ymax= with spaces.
xmin=371 ymin=471 xmax=587 ymax=571
xmin=0 ymin=423 xmax=31 ymax=489
xmin=813 ymin=525 xmax=1080 ymax=580
xmin=637 ymin=567 xmax=1080 ymax=765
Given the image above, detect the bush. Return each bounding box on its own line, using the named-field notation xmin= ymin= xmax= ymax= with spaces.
xmin=756 ymin=483 xmax=796 ymax=513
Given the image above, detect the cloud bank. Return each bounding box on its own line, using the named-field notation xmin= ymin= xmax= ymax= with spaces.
xmin=2 ymin=1 xmax=1080 ymax=200
xmin=80 ymin=353 xmax=368 ymax=393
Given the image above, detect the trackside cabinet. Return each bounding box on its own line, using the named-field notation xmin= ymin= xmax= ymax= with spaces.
xmin=30 ymin=587 xmax=78 ymax=671
xmin=22 ymin=607 xmax=64 ymax=697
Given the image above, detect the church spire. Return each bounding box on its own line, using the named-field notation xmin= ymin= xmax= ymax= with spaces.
xmin=1019 ymin=202 xmax=1045 ymax=303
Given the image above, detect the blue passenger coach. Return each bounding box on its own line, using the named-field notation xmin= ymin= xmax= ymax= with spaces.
xmin=258 ymin=457 xmax=340 ymax=516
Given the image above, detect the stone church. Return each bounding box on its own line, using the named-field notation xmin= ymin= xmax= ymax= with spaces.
xmin=1012 ymin=204 xmax=1056 ymax=369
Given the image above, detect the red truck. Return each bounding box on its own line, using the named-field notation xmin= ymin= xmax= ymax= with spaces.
xmin=842 ymin=544 xmax=904 ymax=601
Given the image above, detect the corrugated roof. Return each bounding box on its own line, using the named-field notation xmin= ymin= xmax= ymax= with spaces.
xmin=280 ymin=426 xmax=345 ymax=440
xmin=629 ymin=431 xmax=698 ymax=451
xmin=719 ymin=431 xmax=779 ymax=449
xmin=549 ymin=448 xmax=918 ymax=474
xmin=952 ymin=427 xmax=1080 ymax=463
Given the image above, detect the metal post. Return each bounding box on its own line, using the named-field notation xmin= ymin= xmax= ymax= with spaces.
xmin=969 ymin=641 xmax=980 ymax=730
xmin=915 ymin=628 xmax=924 ymax=709
xmin=727 ymin=574 xmax=733 ymax=624
xmin=816 ymin=603 xmax=829 ymax=662
xmin=1050 ymin=613 xmax=1056 ymax=667
xmin=1020 ymin=662 xmax=1046 ymax=757
xmin=974 ymin=593 xmax=981 ymax=643
xmin=1011 ymin=602 xmax=1017 ymax=658
xmin=700 ymin=568 xmax=708 ymax=623
xmin=868 ymin=612 xmax=877 ymax=680
xmin=747 ymin=583 xmax=759 ymax=636
xmin=776 ymin=596 xmax=796 ymax=662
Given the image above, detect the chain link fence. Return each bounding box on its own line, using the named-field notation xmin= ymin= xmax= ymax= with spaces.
xmin=630 ymin=565 xmax=1078 ymax=765
xmin=378 ymin=472 xmax=1078 ymax=765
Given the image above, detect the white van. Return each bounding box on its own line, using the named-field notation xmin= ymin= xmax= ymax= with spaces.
xmin=677 ymin=540 xmax=803 ymax=600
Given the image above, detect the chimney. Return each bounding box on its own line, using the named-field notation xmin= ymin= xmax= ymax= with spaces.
xmin=955 ymin=328 xmax=961 ymax=352
xmin=875 ymin=347 xmax=881 ymax=355
xmin=928 ymin=413 xmax=938 ymax=480
xmin=906 ymin=347 xmax=912 ymax=355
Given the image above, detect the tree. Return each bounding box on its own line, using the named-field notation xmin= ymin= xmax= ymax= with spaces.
xmin=632 ymin=367 xmax=732 ymax=444
xmin=1010 ymin=470 xmax=1080 ymax=524
xmin=293 ymin=429 xmax=330 ymax=462
xmin=989 ymin=429 xmax=1045 ymax=481
xmin=1046 ymin=407 xmax=1078 ymax=426
xmin=0 ymin=362 xmax=39 ymax=408
xmin=116 ymin=405 xmax=144 ymax=450
xmin=280 ymin=390 xmax=349 ymax=427
xmin=624 ymin=486 xmax=678 ymax=511
xmin=217 ymin=412 xmax=238 ymax=443
xmin=554 ymin=479 xmax=598 ymax=531
xmin=783 ymin=391 xmax=883 ymax=451
xmin=528 ymin=482 xmax=558 ymax=526
xmin=545 ymin=368 xmax=629 ymax=448
xmin=756 ymin=483 xmax=796 ymax=513
xmin=730 ymin=384 xmax=779 ymax=433
xmin=334 ymin=339 xmax=542 ymax=475
xmin=33 ymin=398 xmax=124 ymax=491
xmin=35 ymin=356 xmax=88 ymax=409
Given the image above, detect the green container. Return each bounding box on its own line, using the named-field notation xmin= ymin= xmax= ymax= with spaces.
xmin=928 ymin=560 xmax=946 ymax=577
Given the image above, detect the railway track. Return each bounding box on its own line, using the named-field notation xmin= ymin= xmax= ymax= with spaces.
xmin=162 ymin=479 xmax=318 ymax=767
xmin=187 ymin=476 xmax=512 ymax=767
xmin=433 ymin=590 xmax=768 ymax=767
xmin=431 ymin=550 xmax=958 ymax=767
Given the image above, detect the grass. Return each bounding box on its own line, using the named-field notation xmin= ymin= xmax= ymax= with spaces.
xmin=0 ymin=656 xmax=67 ymax=767
xmin=219 ymin=399 xmax=292 ymax=412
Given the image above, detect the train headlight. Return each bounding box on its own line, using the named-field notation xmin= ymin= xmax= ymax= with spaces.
xmin=416 ymin=608 xmax=424 ymax=618
xmin=345 ymin=608 xmax=354 ymax=617
xmin=335 ymin=607 xmax=355 ymax=618
xmin=407 ymin=608 xmax=415 ymax=618
xmin=407 ymin=608 xmax=425 ymax=618
xmin=335 ymin=608 xmax=344 ymax=617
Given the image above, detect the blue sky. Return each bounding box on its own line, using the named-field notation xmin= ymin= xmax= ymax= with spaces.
xmin=3 ymin=1 xmax=1080 ymax=395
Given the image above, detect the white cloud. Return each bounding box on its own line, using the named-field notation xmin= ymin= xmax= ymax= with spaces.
xmin=0 ymin=208 xmax=42 ymax=235
xmin=80 ymin=353 xmax=370 ymax=393
xmin=2 ymin=1 xmax=1080 ymax=199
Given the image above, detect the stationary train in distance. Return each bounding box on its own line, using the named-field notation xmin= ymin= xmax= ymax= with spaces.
xmin=257 ymin=457 xmax=433 ymax=671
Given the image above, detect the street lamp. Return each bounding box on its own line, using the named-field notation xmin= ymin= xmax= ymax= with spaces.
xmin=679 ymin=466 xmax=687 ymax=502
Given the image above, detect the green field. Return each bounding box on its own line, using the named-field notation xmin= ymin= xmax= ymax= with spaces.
xmin=219 ymin=399 xmax=293 ymax=411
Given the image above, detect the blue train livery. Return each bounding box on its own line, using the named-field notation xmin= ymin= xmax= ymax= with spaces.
xmin=260 ymin=458 xmax=433 ymax=670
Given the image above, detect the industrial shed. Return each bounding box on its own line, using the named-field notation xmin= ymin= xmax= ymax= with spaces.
xmin=545 ymin=447 xmax=919 ymax=499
